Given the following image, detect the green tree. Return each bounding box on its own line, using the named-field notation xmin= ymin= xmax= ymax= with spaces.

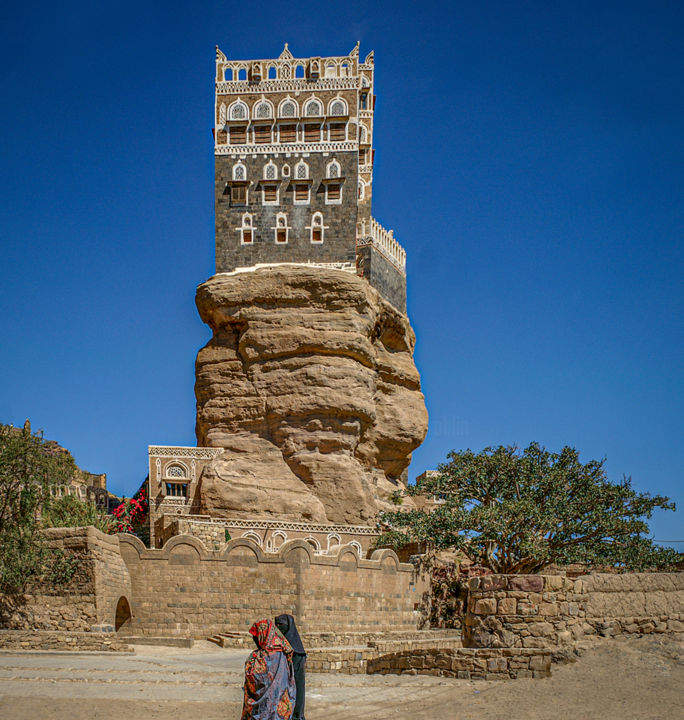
xmin=0 ymin=422 xmax=77 ymax=593
xmin=41 ymin=495 xmax=114 ymax=534
xmin=380 ymin=443 xmax=679 ymax=573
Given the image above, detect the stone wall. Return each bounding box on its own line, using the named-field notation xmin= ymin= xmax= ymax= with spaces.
xmin=0 ymin=527 xmax=132 ymax=633
xmin=356 ymin=244 xmax=406 ymax=313
xmin=367 ymin=647 xmax=552 ymax=679
xmin=0 ymin=629 xmax=131 ymax=652
xmin=465 ymin=573 xmax=684 ymax=649
xmin=118 ymin=535 xmax=423 ymax=638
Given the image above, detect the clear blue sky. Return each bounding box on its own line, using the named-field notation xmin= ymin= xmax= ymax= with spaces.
xmin=1 ymin=1 xmax=682 ymax=545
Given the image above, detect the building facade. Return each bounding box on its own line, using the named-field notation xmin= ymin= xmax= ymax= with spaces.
xmin=214 ymin=43 xmax=408 ymax=311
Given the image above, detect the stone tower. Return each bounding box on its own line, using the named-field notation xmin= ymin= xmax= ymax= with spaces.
xmin=214 ymin=43 xmax=407 ymax=311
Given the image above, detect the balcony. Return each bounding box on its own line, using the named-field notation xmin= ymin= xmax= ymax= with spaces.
xmin=356 ymin=217 xmax=406 ymax=272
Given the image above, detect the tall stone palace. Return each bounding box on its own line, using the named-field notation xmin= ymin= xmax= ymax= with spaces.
xmin=146 ymin=44 xmax=428 ymax=555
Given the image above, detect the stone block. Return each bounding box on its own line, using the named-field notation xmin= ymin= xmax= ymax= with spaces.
xmin=480 ymin=575 xmax=508 ymax=591
xmin=498 ymin=598 xmax=517 ymax=615
xmin=473 ymin=598 xmax=498 ymax=615
xmin=487 ymin=657 xmax=508 ymax=673
xmin=539 ymin=603 xmax=558 ymax=617
xmin=509 ymin=576 xmax=544 ymax=592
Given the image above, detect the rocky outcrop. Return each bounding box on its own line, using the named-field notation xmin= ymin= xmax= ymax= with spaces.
xmin=194 ymin=266 xmax=428 ymax=525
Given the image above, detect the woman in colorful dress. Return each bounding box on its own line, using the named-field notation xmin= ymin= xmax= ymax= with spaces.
xmin=242 ymin=618 xmax=296 ymax=720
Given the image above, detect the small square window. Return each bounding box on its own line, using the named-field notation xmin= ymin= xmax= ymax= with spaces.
xmin=295 ymin=184 xmax=309 ymax=203
xmin=280 ymin=124 xmax=296 ymax=143
xmin=242 ymin=229 xmax=253 ymax=244
xmin=230 ymin=126 xmax=246 ymax=144
xmin=312 ymin=228 xmax=322 ymax=243
xmin=304 ymin=124 xmax=320 ymax=142
xmin=231 ymin=185 xmax=246 ymax=204
xmin=276 ymin=228 xmax=287 ymax=244
xmin=326 ymin=184 xmax=341 ymax=202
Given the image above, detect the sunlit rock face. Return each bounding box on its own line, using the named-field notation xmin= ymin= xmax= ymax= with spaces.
xmin=194 ymin=266 xmax=427 ymax=525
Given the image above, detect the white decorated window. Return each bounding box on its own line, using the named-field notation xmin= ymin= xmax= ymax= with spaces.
xmin=218 ymin=103 xmax=226 ymax=126
xmin=229 ymin=100 xmax=249 ymax=121
xmin=304 ymin=98 xmax=323 ymax=117
xmin=233 ymin=162 xmax=247 ymax=181
xmin=263 ymin=162 xmax=277 ymax=180
xmin=240 ymin=213 xmax=253 ymax=244
xmin=328 ymin=98 xmax=347 ymax=116
xmin=324 ymin=62 xmax=336 ymax=78
xmin=294 ymin=160 xmax=309 ymax=180
xmin=309 ymin=212 xmax=325 ymax=244
xmin=358 ymin=180 xmax=366 ymax=201
xmin=326 ymin=159 xmax=341 ymax=179
xmin=279 ymin=98 xmax=298 ymax=118
xmin=254 ymin=100 xmax=273 ymax=119
xmin=274 ymin=213 xmax=289 ymax=243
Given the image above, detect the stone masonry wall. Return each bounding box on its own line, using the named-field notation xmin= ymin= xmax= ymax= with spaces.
xmin=118 ymin=535 xmax=423 ymax=638
xmin=465 ymin=573 xmax=684 ymax=649
xmin=356 ymin=244 xmax=406 ymax=313
xmin=0 ymin=527 xmax=132 ymax=633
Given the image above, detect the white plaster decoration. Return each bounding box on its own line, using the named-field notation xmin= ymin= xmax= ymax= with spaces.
xmin=173 ymin=515 xmax=380 ymax=534
xmin=294 ymin=159 xmax=309 ymax=179
xmin=306 ymin=212 xmax=326 ymax=243
xmin=191 ymin=459 xmax=196 ymax=481
xmin=229 ymin=100 xmax=249 ymax=120
xmin=273 ymin=212 xmax=290 ymax=243
xmin=350 ymin=541 xmax=363 ymax=556
xmin=216 ymin=78 xmax=359 ymax=94
xmin=328 ymin=97 xmax=348 ymax=116
xmin=148 ymin=446 xmax=225 ymax=459
xmin=324 ymin=61 xmax=337 ymax=78
xmin=218 ymin=103 xmax=226 ymax=126
xmin=326 ymin=159 xmax=341 ymax=178
xmin=226 ymin=261 xmax=356 ymax=275
xmin=278 ymin=97 xmax=298 ymax=117
xmin=239 ymin=213 xmax=254 ymax=243
xmin=155 ymin=458 xmax=161 ymax=482
xmin=254 ymin=99 xmax=274 ymax=119
xmin=216 ymin=141 xmax=357 ymax=156
xmin=164 ymin=462 xmax=188 ymax=479
xmin=356 ymin=216 xmax=407 ymax=272
xmin=304 ymin=98 xmax=323 ymax=117
xmin=358 ymin=124 xmax=368 ymax=144
xmin=305 ymin=536 xmax=322 ymax=553
xmin=282 ymin=164 xmax=290 ymax=176
xmin=263 ymin=161 xmax=277 ymax=180
xmin=242 ymin=531 xmax=263 ymax=547
xmin=358 ymin=180 xmax=366 ymax=201
xmin=233 ymin=162 xmax=247 ymax=181
xmin=326 ymin=533 xmax=342 ymax=552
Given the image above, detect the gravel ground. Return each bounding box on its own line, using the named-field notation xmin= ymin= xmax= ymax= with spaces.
xmin=0 ymin=635 xmax=681 ymax=720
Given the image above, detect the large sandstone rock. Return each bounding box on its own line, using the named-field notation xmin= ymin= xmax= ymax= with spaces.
xmin=194 ymin=266 xmax=428 ymax=525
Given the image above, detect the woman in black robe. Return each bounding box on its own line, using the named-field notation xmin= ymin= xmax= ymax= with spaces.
xmin=275 ymin=614 xmax=306 ymax=720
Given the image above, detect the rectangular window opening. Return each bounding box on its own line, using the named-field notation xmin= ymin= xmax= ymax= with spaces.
xmin=280 ymin=124 xmax=296 ymax=143
xmin=327 ymin=184 xmax=341 ymax=201
xmin=231 ymin=186 xmax=246 ymax=204
xmin=242 ymin=229 xmax=253 ymax=244
xmin=263 ymin=186 xmax=277 ymax=202
xmin=254 ymin=125 xmax=271 ymax=144
xmin=276 ymin=229 xmax=287 ymax=244
xmin=295 ymin=184 xmax=309 ymax=202
xmin=330 ymin=123 xmax=346 ymax=141
xmin=230 ymin=126 xmax=246 ymax=144
xmin=304 ymin=124 xmax=320 ymax=142
xmin=312 ymin=228 xmax=322 ymax=243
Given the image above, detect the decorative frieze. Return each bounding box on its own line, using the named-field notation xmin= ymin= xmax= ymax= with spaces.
xmin=215 ymin=141 xmax=357 ymax=155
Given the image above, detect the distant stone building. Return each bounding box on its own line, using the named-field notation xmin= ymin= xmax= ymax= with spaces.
xmin=214 ymin=43 xmax=407 ymax=311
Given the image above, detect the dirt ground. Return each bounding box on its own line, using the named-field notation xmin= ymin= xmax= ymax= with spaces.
xmin=0 ymin=635 xmax=681 ymax=720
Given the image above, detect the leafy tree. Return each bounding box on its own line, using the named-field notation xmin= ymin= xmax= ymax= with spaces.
xmin=380 ymin=443 xmax=679 ymax=573
xmin=41 ymin=495 xmax=114 ymax=534
xmin=0 ymin=422 xmax=76 ymax=593
xmin=110 ymin=485 xmax=149 ymax=546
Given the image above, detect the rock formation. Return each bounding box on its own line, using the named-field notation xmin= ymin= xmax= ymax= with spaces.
xmin=194 ymin=266 xmax=428 ymax=525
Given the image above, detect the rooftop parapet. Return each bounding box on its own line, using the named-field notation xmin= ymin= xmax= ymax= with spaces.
xmin=357 ymin=217 xmax=407 ymax=273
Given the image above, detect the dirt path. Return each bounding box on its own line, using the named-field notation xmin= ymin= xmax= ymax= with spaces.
xmin=0 ymin=636 xmax=681 ymax=720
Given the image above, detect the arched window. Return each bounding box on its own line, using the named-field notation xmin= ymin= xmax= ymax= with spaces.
xmin=304 ymin=98 xmax=322 ymax=117
xmin=341 ymin=63 xmax=350 ymax=77
xmin=274 ymin=213 xmax=289 ymax=243
xmin=310 ymin=212 xmax=324 ymax=244
xmin=359 ymin=124 xmax=368 ymax=144
xmin=305 ymin=536 xmax=321 ymax=553
xmin=240 ymin=213 xmax=253 ymax=244
xmin=326 ymin=160 xmax=341 ymax=178
xmin=295 ymin=64 xmax=305 ymax=78
xmin=254 ymin=100 xmax=273 ymax=119
xmin=358 ymin=180 xmax=365 ymax=201
xmin=282 ymin=164 xmax=290 ymax=177
xmin=329 ymin=98 xmax=347 ymax=116
xmin=263 ymin=162 xmax=277 ymax=180
xmin=279 ymin=98 xmax=298 ymax=117
xmin=325 ymin=62 xmax=336 ymax=78
xmin=229 ymin=100 xmax=248 ymax=121
xmin=223 ymin=67 xmax=233 ymax=81
xmin=350 ymin=541 xmax=363 ymax=557
xmin=294 ymin=161 xmax=310 ymax=204
xmin=233 ymin=162 xmax=247 ymax=181
xmin=271 ymin=530 xmax=287 ymax=551
xmin=242 ymin=531 xmax=262 ymax=547
xmin=165 ymin=463 xmax=187 ymax=478
xmin=326 ymin=533 xmax=341 ymax=552
xmin=267 ymin=66 xmax=277 ymax=79
xmin=237 ymin=68 xmax=247 ymax=81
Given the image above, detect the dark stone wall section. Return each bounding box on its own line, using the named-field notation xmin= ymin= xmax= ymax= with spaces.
xmin=357 ymin=245 xmax=406 ymax=313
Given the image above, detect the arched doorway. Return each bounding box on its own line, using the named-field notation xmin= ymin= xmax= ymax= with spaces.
xmin=115 ymin=596 xmax=132 ymax=631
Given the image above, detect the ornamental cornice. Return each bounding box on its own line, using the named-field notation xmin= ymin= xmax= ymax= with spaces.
xmin=216 ymin=78 xmax=359 ymax=95
xmin=215 ymin=141 xmax=357 ymax=156
xmin=148 ymin=446 xmax=225 ymax=459
xmin=166 ymin=513 xmax=380 ymax=535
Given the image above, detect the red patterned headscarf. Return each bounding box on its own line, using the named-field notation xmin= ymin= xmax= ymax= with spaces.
xmin=249 ymin=619 xmax=293 ymax=657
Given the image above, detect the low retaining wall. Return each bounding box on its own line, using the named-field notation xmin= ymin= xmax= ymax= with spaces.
xmin=367 ymin=647 xmax=552 ymax=679
xmin=119 ymin=535 xmax=424 ymax=637
xmin=0 ymin=629 xmax=131 ymax=652
xmin=465 ymin=572 xmax=684 ymax=648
